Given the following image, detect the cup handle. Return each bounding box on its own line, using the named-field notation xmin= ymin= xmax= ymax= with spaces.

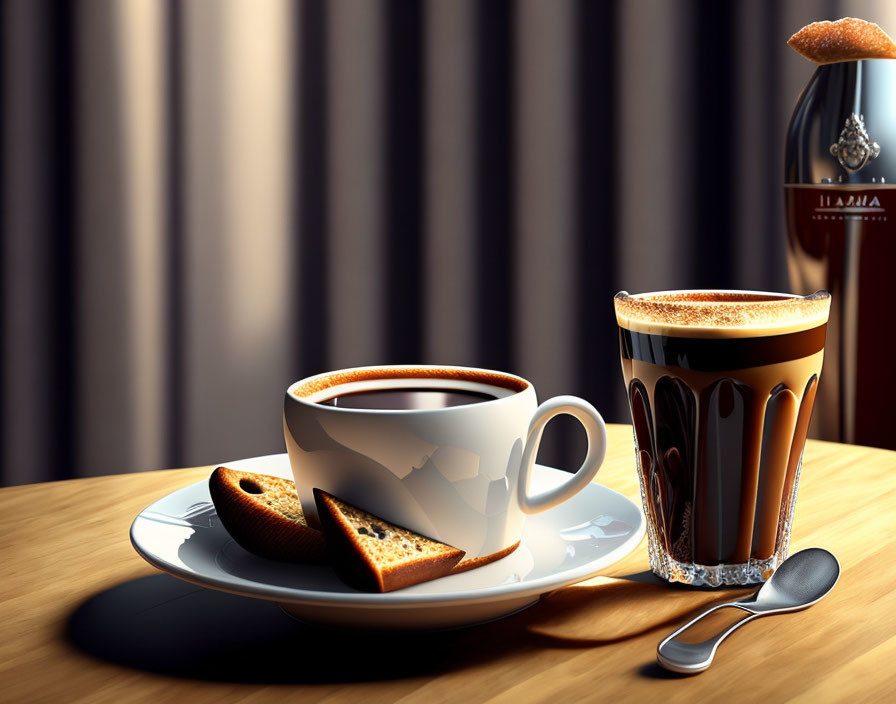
xmin=517 ymin=395 xmax=607 ymax=515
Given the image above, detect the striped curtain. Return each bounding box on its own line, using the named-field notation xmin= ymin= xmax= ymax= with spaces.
xmin=3 ymin=0 xmax=893 ymax=485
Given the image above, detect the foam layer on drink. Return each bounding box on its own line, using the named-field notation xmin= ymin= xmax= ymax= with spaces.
xmin=614 ymin=290 xmax=830 ymax=338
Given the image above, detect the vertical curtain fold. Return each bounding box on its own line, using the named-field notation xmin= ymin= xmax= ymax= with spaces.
xmin=74 ymin=0 xmax=171 ymax=479
xmin=295 ymin=0 xmax=328 ymax=376
xmin=735 ymin=0 xmax=784 ymax=290
xmin=423 ymin=0 xmax=477 ymax=366
xmin=181 ymin=0 xmax=294 ymax=466
xmin=473 ymin=0 xmax=516 ymax=373
xmin=385 ymin=0 xmax=423 ymax=363
xmin=2 ymin=0 xmax=76 ymax=485
xmin=692 ymin=0 xmax=735 ymax=287
xmin=616 ymin=0 xmax=696 ymax=294
xmin=326 ymin=0 xmax=385 ymax=370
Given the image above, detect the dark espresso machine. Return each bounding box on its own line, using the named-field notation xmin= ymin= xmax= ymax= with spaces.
xmin=786 ymin=59 xmax=896 ymax=449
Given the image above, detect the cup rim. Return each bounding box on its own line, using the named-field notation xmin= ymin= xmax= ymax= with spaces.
xmin=285 ymin=364 xmax=533 ymax=414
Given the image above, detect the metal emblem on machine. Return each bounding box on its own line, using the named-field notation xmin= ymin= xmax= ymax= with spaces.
xmin=830 ymin=113 xmax=881 ymax=172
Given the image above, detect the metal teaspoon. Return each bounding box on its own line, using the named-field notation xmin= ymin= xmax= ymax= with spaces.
xmin=656 ymin=548 xmax=840 ymax=674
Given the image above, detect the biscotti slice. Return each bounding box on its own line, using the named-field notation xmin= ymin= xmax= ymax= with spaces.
xmin=313 ymin=489 xmax=465 ymax=592
xmin=209 ymin=466 xmax=325 ymax=562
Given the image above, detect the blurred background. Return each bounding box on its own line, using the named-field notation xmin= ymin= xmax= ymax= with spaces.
xmin=2 ymin=0 xmax=893 ymax=486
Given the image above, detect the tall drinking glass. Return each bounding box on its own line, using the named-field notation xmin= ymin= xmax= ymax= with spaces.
xmin=614 ymin=290 xmax=831 ymax=586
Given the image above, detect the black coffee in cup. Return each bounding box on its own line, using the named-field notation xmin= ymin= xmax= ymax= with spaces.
xmin=615 ymin=290 xmax=830 ymax=586
xmin=319 ymin=388 xmax=498 ymax=410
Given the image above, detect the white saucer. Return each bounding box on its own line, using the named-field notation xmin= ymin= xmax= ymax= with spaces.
xmin=130 ymin=454 xmax=645 ymax=630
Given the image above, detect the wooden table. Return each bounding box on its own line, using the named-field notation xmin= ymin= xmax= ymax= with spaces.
xmin=1 ymin=424 xmax=894 ymax=702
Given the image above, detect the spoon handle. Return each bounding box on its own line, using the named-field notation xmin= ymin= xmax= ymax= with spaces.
xmin=657 ymin=602 xmax=758 ymax=674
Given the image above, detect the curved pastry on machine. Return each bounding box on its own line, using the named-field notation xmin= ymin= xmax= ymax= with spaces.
xmin=788 ymin=18 xmax=896 ymax=64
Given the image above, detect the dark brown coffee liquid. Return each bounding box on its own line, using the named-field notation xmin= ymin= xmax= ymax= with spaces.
xmin=319 ymin=388 xmax=497 ymax=410
xmin=620 ymin=324 xmax=825 ymax=566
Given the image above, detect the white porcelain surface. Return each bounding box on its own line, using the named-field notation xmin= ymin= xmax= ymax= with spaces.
xmin=284 ymin=365 xmax=606 ymax=559
xmin=130 ymin=454 xmax=645 ymax=630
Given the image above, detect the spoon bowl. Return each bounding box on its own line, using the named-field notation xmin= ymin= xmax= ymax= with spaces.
xmin=747 ymin=547 xmax=841 ymax=614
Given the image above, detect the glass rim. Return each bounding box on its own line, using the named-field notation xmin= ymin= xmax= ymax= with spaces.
xmin=614 ymin=289 xmax=831 ymax=338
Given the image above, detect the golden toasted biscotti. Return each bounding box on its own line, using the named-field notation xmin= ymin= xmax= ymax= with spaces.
xmin=313 ymin=489 xmax=465 ymax=592
xmin=209 ymin=466 xmax=325 ymax=562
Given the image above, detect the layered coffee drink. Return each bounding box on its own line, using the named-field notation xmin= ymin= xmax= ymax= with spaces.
xmin=615 ymin=290 xmax=831 ymax=586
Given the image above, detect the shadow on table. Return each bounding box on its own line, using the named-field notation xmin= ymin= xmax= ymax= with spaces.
xmin=65 ymin=573 xmax=518 ymax=684
xmin=522 ymin=571 xmax=749 ymax=649
xmin=65 ymin=572 xmax=749 ymax=684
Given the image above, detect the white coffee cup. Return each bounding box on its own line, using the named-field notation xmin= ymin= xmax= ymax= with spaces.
xmin=283 ymin=365 xmax=607 ymax=560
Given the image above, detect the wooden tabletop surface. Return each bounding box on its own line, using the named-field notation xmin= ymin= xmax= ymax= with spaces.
xmin=1 ymin=423 xmax=895 ymax=702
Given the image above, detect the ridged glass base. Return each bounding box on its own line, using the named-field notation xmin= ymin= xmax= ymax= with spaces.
xmin=647 ymin=538 xmax=787 ymax=586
